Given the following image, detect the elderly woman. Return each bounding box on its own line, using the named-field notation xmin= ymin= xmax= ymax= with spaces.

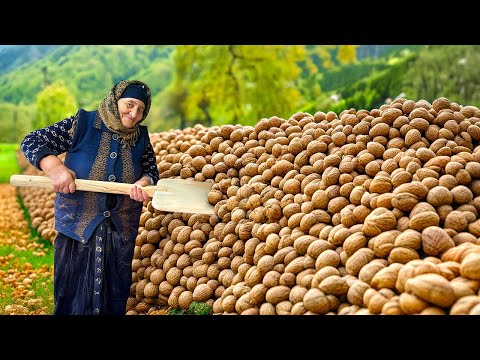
xmin=21 ymin=80 xmax=160 ymax=315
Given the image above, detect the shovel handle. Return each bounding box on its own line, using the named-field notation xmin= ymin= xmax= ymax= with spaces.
xmin=10 ymin=174 xmax=157 ymax=196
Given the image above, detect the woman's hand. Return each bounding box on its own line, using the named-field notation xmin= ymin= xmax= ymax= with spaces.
xmin=48 ymin=165 xmax=77 ymax=193
xmin=39 ymin=155 xmax=77 ymax=194
xmin=130 ymin=177 xmax=152 ymax=203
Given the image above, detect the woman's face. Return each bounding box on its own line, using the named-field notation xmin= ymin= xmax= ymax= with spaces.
xmin=117 ymin=98 xmax=146 ymax=128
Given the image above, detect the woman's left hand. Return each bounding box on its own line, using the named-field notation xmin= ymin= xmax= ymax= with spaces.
xmin=130 ymin=177 xmax=152 ymax=203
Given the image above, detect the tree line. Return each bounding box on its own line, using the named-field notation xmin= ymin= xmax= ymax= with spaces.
xmin=0 ymin=45 xmax=357 ymax=142
xmin=1 ymin=45 xmax=479 ymax=144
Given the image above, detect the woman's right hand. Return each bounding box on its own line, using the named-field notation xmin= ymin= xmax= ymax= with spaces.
xmin=39 ymin=155 xmax=77 ymax=193
xmin=48 ymin=165 xmax=77 ymax=193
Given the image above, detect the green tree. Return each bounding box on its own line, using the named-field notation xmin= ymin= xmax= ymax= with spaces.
xmin=35 ymin=82 xmax=78 ymax=129
xmin=0 ymin=103 xmax=16 ymax=142
xmin=0 ymin=102 xmax=37 ymax=143
xmin=15 ymin=102 xmax=37 ymax=143
xmin=297 ymin=46 xmax=358 ymax=114
xmin=326 ymin=50 xmax=417 ymax=113
xmin=337 ymin=45 xmax=358 ymax=65
xmin=402 ymin=45 xmax=480 ymax=105
xmin=149 ymin=83 xmax=190 ymax=132
xmin=170 ymin=46 xmax=309 ymax=126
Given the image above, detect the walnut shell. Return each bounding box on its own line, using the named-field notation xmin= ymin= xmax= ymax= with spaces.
xmin=371 ymin=263 xmax=403 ymax=290
xmin=391 ymin=192 xmax=419 ymax=211
xmin=358 ymin=259 xmax=388 ymax=285
xmin=426 ymin=186 xmax=453 ymax=207
xmin=441 ymin=242 xmax=480 ymax=262
xmin=405 ymin=273 xmax=456 ymax=308
xmin=460 ymin=252 xmax=480 ymax=280
xmin=345 ymin=248 xmax=375 ymax=276
xmin=388 ymin=247 xmax=420 ymax=264
xmin=398 ymin=292 xmax=429 ymax=314
xmin=265 ymin=285 xmax=291 ymax=305
xmin=315 ymin=249 xmax=341 ymax=270
xmin=310 ymin=266 xmax=341 ymax=288
xmin=421 ymin=226 xmax=455 ymax=256
xmin=444 ymin=211 xmax=469 ymax=232
xmin=409 ymin=211 xmax=440 ymax=232
xmin=318 ymin=275 xmax=349 ymax=296
xmin=303 ymin=288 xmax=331 ymax=314
xmin=347 ymin=280 xmax=370 ymax=306
xmin=393 ymin=181 xmax=429 ymax=199
xmin=363 ymin=208 xmax=397 ymax=236
xmin=449 ymin=295 xmax=480 ymax=315
xmin=372 ymin=230 xmax=401 ymax=258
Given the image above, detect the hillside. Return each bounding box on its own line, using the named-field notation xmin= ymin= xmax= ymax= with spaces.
xmin=0 ymin=44 xmax=423 ymax=142
xmin=0 ymin=45 xmax=417 ymax=109
xmin=355 ymin=45 xmax=423 ymax=60
xmin=6 ymin=44 xmax=471 ymax=143
xmin=0 ymin=45 xmax=58 ymax=75
xmin=0 ymin=45 xmax=174 ymax=108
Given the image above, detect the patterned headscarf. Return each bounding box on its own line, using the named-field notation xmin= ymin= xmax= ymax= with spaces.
xmin=98 ymin=79 xmax=152 ymax=148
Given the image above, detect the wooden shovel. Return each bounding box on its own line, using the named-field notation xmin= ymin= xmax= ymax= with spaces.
xmin=10 ymin=175 xmax=215 ymax=215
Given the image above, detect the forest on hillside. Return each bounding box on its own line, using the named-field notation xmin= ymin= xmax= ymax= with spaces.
xmin=0 ymin=45 xmax=479 ymax=143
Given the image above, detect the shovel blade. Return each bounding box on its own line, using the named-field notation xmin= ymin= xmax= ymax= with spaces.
xmin=151 ymin=179 xmax=215 ymax=215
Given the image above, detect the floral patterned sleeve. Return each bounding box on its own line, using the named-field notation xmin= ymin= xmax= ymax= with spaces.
xmin=141 ymin=140 xmax=159 ymax=185
xmin=20 ymin=114 xmax=77 ymax=170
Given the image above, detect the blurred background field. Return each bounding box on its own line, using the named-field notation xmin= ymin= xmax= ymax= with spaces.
xmin=0 ymin=144 xmax=20 ymax=183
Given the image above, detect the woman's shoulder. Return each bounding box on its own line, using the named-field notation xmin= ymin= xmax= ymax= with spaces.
xmin=68 ymin=108 xmax=92 ymax=121
xmin=138 ymin=124 xmax=150 ymax=134
xmin=77 ymin=108 xmax=97 ymax=117
xmin=75 ymin=109 xmax=102 ymax=123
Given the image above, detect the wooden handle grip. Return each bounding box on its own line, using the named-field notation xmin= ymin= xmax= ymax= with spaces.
xmin=9 ymin=174 xmax=155 ymax=196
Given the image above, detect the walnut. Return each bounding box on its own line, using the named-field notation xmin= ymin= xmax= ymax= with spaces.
xmin=426 ymin=186 xmax=453 ymax=207
xmin=371 ymin=263 xmax=403 ymax=290
xmin=432 ymin=97 xmax=452 ymax=112
xmin=347 ymin=281 xmax=370 ymax=306
xmin=444 ymin=211 xmax=469 ymax=232
xmin=460 ymin=252 xmax=480 ymax=280
xmin=421 ymin=226 xmax=455 ymax=256
xmin=388 ymin=247 xmax=420 ymax=264
xmin=410 ymin=202 xmax=436 ymax=217
xmin=392 ymin=192 xmax=419 ymax=211
xmin=450 ymin=295 xmax=480 ymax=315
xmin=318 ymin=275 xmax=349 ymax=296
xmin=405 ymin=273 xmax=456 ymax=308
xmin=393 ymin=181 xmax=429 ymax=199
xmin=369 ymin=175 xmax=393 ymax=194
xmin=345 ymin=248 xmax=375 ymax=276
xmin=451 ymin=185 xmax=474 ymax=204
xmin=409 ymin=211 xmax=440 ymax=232
xmin=372 ymin=230 xmax=401 ymax=258
xmin=363 ymin=208 xmax=397 ymax=237
xmin=398 ymin=292 xmax=429 ymax=314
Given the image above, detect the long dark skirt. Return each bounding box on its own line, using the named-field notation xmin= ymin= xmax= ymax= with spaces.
xmin=53 ymin=219 xmax=135 ymax=315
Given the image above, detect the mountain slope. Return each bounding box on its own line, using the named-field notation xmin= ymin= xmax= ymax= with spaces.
xmin=0 ymin=45 xmax=58 ymax=75
xmin=0 ymin=45 xmax=174 ymax=108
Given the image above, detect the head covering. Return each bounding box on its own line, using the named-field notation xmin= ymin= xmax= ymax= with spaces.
xmin=98 ymin=80 xmax=152 ymax=148
xmin=120 ymin=83 xmax=148 ymax=106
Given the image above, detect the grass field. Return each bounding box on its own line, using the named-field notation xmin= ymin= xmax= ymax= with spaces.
xmin=0 ymin=242 xmax=54 ymax=315
xmin=0 ymin=186 xmax=54 ymax=315
xmin=0 ymin=144 xmax=20 ymax=183
xmin=0 ymin=149 xmax=54 ymax=315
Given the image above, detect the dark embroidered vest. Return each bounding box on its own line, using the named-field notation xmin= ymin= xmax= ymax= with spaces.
xmin=55 ymin=109 xmax=148 ymax=243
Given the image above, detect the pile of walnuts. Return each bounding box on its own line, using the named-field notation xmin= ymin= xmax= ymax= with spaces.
xmin=127 ymin=97 xmax=480 ymax=315
xmin=16 ymin=97 xmax=480 ymax=314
